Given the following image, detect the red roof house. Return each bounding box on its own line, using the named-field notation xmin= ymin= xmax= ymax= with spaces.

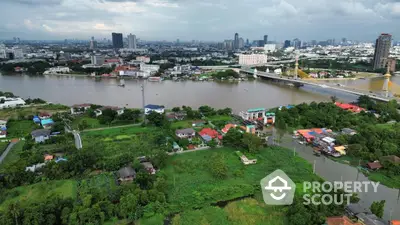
xmin=199 ymin=128 xmax=223 ymax=140
xmin=326 ymin=216 xmax=361 ymax=225
xmin=335 ymin=102 xmax=366 ymax=113
xmin=222 ymin=124 xmax=237 ymax=134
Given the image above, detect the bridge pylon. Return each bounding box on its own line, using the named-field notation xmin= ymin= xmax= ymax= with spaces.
xmin=382 ymin=60 xmax=391 ymax=98
xmin=294 ymin=54 xmax=299 ymax=79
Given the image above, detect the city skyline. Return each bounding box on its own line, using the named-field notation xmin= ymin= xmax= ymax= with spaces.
xmin=1 ymin=0 xmax=400 ymax=41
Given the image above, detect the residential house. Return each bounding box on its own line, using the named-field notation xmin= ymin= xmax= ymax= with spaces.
xmin=117 ymin=166 xmax=136 ymax=182
xmin=0 ymin=130 xmax=6 ymax=139
xmin=39 ymin=112 xmax=51 ymax=120
xmin=25 ymin=163 xmax=46 ymax=172
xmin=70 ymin=103 xmax=92 ymax=115
xmin=380 ymin=155 xmax=400 ymax=165
xmin=55 ymin=157 xmax=68 ymax=163
xmin=141 ymin=162 xmax=156 ymax=174
xmin=44 ymin=154 xmax=54 ymax=161
xmin=0 ymin=97 xmax=26 ymax=109
xmin=335 ymin=102 xmax=366 ymax=113
xmin=326 ymin=216 xmax=361 ymax=225
xmin=33 ymin=116 xmax=41 ymax=124
xmin=391 ymin=221 xmax=400 ymax=225
xmin=31 ymin=129 xmax=51 ymax=143
xmin=166 ymin=112 xmax=186 ymax=121
xmin=356 ymin=213 xmax=387 ymax=225
xmin=342 ymin=128 xmax=357 ymax=136
xmin=366 ymin=161 xmax=383 ymax=171
xmin=345 ymin=204 xmax=371 ymax=217
xmin=0 ymin=119 xmax=6 ymax=129
xmin=95 ymin=106 xmax=125 ymax=117
xmin=41 ymin=118 xmax=54 ymax=128
xmin=236 ymin=151 xmax=257 ymax=165
xmin=175 ymin=128 xmax=196 ymax=139
xmin=144 ymin=104 xmax=164 ymax=115
xmin=222 ymin=124 xmax=237 ymax=134
xmin=198 ymin=128 xmax=222 ymax=142
xmin=192 ymin=120 xmax=206 ymax=127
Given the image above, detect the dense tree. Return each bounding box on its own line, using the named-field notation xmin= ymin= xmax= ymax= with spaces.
xmin=222 ymin=128 xmax=243 ymax=148
xmin=146 ymin=111 xmax=166 ymax=127
xmin=209 ymin=153 xmax=228 ymax=179
xmin=172 ymin=107 xmax=180 ymax=112
xmin=242 ymin=133 xmax=263 ymax=153
xmin=370 ymin=200 xmax=385 ymax=218
xmin=118 ymin=109 xmax=141 ymax=122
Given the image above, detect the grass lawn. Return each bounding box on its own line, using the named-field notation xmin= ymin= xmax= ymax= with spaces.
xmin=172 ymin=198 xmax=285 ymax=225
xmin=81 ymin=126 xmax=154 ymax=140
xmin=71 ymin=116 xmax=103 ymax=130
xmin=165 ymin=146 xmax=320 ymax=213
xmin=0 ymin=142 xmax=9 ymax=156
xmin=6 ymin=120 xmax=38 ymax=138
xmin=137 ymin=214 xmax=165 ymax=225
xmin=171 ymin=120 xmax=193 ymax=130
xmin=0 ymin=141 xmax=25 ymax=170
xmin=207 ymin=115 xmax=232 ymax=122
xmin=0 ymin=179 xmax=77 ymax=211
xmin=0 ymin=105 xmax=69 ymax=120
xmin=368 ymin=172 xmax=400 ymax=189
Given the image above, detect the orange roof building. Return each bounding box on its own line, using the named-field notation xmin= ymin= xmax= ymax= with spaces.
xmin=335 ymin=102 xmax=366 ymax=113
xmin=326 ymin=216 xmax=361 ymax=225
xmin=222 ymin=124 xmax=237 ymax=134
xmin=44 ymin=154 xmax=54 ymax=161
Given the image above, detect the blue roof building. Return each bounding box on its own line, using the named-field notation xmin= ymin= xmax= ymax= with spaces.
xmin=41 ymin=119 xmax=54 ymax=127
xmin=33 ymin=116 xmax=41 ymax=123
xmin=145 ymin=104 xmax=165 ymax=115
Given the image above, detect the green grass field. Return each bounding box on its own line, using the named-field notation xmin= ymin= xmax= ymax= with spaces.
xmin=207 ymin=115 xmax=232 ymax=122
xmin=171 ymin=120 xmax=193 ymax=130
xmin=0 ymin=141 xmax=25 ymax=170
xmin=0 ymin=105 xmax=69 ymax=120
xmin=172 ymin=198 xmax=285 ymax=225
xmin=71 ymin=116 xmax=102 ymax=130
xmin=0 ymin=179 xmax=77 ymax=211
xmin=368 ymin=172 xmax=400 ymax=189
xmin=0 ymin=142 xmax=9 ymax=156
xmin=81 ymin=126 xmax=153 ymax=138
xmin=6 ymin=120 xmax=38 ymax=138
xmin=165 ymin=146 xmax=319 ymax=212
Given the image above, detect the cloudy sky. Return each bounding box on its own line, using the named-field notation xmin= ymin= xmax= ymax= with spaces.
xmin=1 ymin=0 xmax=399 ymax=42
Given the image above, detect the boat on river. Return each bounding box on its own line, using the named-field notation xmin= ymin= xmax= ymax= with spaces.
xmin=148 ymin=77 xmax=162 ymax=82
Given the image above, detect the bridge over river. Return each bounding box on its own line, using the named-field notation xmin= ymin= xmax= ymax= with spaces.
xmin=240 ymin=69 xmax=398 ymax=103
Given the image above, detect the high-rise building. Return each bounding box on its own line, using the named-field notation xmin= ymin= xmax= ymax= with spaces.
xmin=224 ymin=40 xmax=233 ymax=51
xmin=239 ymin=38 xmax=244 ymax=49
xmin=112 ymin=32 xmax=123 ymax=49
xmin=264 ymin=35 xmax=268 ymax=45
xmin=176 ymin=39 xmax=180 ymax=44
xmin=373 ymin=33 xmax=392 ymax=70
xmin=246 ymin=39 xmax=249 ymax=46
xmin=239 ymin=54 xmax=268 ymax=65
xmin=283 ymin=40 xmax=291 ymax=48
xmin=127 ymin=33 xmax=137 ymax=49
xmin=91 ymin=55 xmax=105 ymax=65
xmin=234 ymin=33 xmax=239 ymax=50
xmin=292 ymin=38 xmax=301 ymax=49
xmin=89 ymin=37 xmax=97 ymax=50
xmin=311 ymin=40 xmax=317 ymax=46
xmin=257 ymin=40 xmax=264 ymax=47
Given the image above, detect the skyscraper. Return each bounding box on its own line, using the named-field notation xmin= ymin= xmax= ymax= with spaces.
xmin=246 ymin=39 xmax=249 ymax=46
xmin=234 ymin=33 xmax=239 ymax=50
xmin=264 ymin=35 xmax=268 ymax=45
xmin=239 ymin=38 xmax=244 ymax=49
xmin=112 ymin=32 xmax=123 ymax=49
xmin=89 ymin=36 xmax=97 ymax=50
xmin=127 ymin=33 xmax=137 ymax=49
xmin=373 ymin=33 xmax=392 ymax=70
xmin=292 ymin=38 xmax=301 ymax=49
xmin=283 ymin=40 xmax=291 ymax=48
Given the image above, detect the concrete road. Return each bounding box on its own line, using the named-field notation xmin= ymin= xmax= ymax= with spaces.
xmin=0 ymin=141 xmax=18 ymax=164
xmin=73 ymin=131 xmax=82 ymax=149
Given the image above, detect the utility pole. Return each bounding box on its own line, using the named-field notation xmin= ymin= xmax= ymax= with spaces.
xmin=141 ymin=84 xmax=146 ymax=124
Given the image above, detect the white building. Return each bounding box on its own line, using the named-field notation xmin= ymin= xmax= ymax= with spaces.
xmin=238 ymin=54 xmax=268 ymax=65
xmin=43 ymin=66 xmax=70 ymax=74
xmin=0 ymin=97 xmax=26 ymax=109
xmin=13 ymin=48 xmax=24 ymax=59
xmin=136 ymin=56 xmax=150 ymax=63
xmin=140 ymin=63 xmax=160 ymax=73
xmin=127 ymin=33 xmax=137 ymax=49
xmin=144 ymin=104 xmax=164 ymax=115
xmin=0 ymin=44 xmax=6 ymax=59
xmin=91 ymin=55 xmax=105 ymax=65
xmin=264 ymin=44 xmax=277 ymax=52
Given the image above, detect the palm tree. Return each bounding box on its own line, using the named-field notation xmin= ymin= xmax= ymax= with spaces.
xmin=8 ymin=202 xmax=20 ymax=225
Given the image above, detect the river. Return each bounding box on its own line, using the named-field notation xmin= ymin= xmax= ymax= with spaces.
xmin=0 ymin=75 xmax=360 ymax=112
xmin=1 ymin=74 xmax=399 ymax=221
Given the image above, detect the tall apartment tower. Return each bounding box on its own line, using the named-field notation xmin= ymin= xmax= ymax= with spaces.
xmin=373 ymin=33 xmax=392 ymax=70
xmin=264 ymin=35 xmax=268 ymax=45
xmin=234 ymin=33 xmax=239 ymax=50
xmin=127 ymin=33 xmax=137 ymax=49
xmin=112 ymin=32 xmax=123 ymax=49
